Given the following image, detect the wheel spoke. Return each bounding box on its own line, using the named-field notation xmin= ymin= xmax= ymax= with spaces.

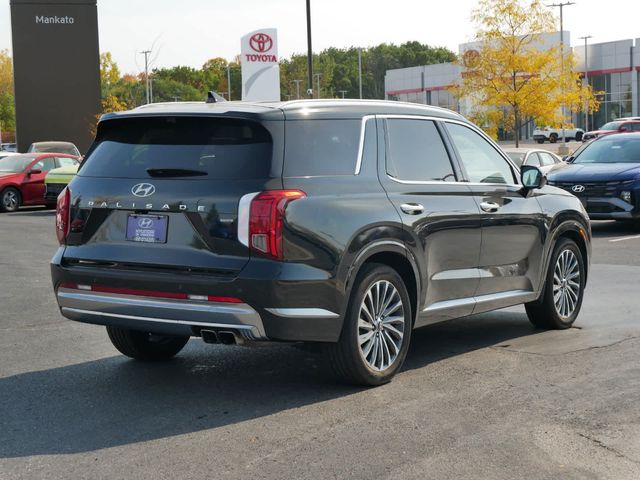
xmin=357 ymin=279 xmax=405 ymax=372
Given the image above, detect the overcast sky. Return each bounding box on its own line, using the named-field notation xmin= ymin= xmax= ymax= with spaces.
xmin=1 ymin=0 xmax=639 ymax=74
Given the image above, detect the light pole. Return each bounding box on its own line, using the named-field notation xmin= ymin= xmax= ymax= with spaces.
xmin=141 ymin=49 xmax=152 ymax=104
xmin=547 ymin=1 xmax=575 ymax=149
xmin=314 ymin=73 xmax=321 ymax=99
xmin=293 ymin=79 xmax=303 ymax=99
xmin=358 ymin=48 xmax=363 ymax=99
xmin=226 ymin=63 xmax=232 ymax=101
xmin=306 ymin=0 xmax=313 ymax=98
xmin=579 ymin=35 xmax=593 ymax=131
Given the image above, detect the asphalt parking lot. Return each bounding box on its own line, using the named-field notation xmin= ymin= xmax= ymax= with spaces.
xmin=1 ymin=208 xmax=639 ymax=479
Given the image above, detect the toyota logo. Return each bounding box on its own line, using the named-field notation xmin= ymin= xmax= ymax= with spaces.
xmin=131 ymin=183 xmax=156 ymax=197
xmin=250 ymin=33 xmax=273 ymax=53
xmin=138 ymin=218 xmax=154 ymax=228
xmin=572 ymin=185 xmax=585 ymax=193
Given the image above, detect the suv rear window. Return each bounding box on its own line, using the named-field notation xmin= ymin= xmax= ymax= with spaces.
xmin=79 ymin=117 xmax=273 ymax=179
xmin=284 ymin=119 xmax=361 ymax=176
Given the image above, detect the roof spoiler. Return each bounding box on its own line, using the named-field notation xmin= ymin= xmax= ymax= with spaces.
xmin=206 ymin=91 xmax=227 ymax=103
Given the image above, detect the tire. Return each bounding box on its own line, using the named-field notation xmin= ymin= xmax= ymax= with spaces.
xmin=106 ymin=326 xmax=189 ymax=361
xmin=525 ymin=238 xmax=585 ymax=329
xmin=327 ymin=263 xmax=413 ymax=386
xmin=0 ymin=187 xmax=21 ymax=212
xmin=536 ymin=139 xmax=545 ymax=144
xmin=549 ymin=133 xmax=558 ymax=143
xmin=575 ymin=131 xmax=583 ymax=141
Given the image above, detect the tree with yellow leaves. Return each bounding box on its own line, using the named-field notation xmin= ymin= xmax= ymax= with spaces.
xmin=456 ymin=0 xmax=599 ymax=146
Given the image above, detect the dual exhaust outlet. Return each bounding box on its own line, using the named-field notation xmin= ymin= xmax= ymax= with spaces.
xmin=200 ymin=329 xmax=242 ymax=345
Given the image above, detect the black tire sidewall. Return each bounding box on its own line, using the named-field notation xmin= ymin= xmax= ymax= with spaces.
xmin=340 ymin=264 xmax=412 ymax=385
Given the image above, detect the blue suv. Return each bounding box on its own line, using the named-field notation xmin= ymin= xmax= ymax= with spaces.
xmin=548 ymin=133 xmax=640 ymax=224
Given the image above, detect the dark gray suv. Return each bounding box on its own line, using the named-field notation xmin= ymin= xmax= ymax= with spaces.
xmin=51 ymin=100 xmax=590 ymax=385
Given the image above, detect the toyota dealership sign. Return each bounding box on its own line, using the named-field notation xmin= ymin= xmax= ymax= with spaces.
xmin=241 ymin=28 xmax=280 ymax=101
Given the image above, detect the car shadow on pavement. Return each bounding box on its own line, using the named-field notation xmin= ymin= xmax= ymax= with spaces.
xmin=0 ymin=311 xmax=540 ymax=458
xmin=6 ymin=208 xmax=55 ymax=217
xmin=590 ymin=220 xmax=638 ymax=238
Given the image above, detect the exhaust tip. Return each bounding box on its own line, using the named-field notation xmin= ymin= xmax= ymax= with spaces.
xmin=218 ymin=331 xmax=238 ymax=345
xmin=201 ymin=329 xmax=219 ymax=344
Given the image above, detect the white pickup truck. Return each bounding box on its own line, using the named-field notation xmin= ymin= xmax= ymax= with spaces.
xmin=533 ymin=126 xmax=584 ymax=143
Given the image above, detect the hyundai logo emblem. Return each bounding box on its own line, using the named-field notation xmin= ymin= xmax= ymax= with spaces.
xmin=572 ymin=185 xmax=585 ymax=193
xmin=131 ymin=183 xmax=156 ymax=197
xmin=138 ymin=217 xmax=154 ymax=228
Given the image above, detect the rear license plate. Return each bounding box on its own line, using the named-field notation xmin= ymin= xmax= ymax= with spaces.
xmin=126 ymin=214 xmax=168 ymax=243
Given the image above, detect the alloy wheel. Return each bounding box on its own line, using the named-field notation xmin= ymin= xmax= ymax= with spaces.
xmin=553 ymin=249 xmax=581 ymax=318
xmin=2 ymin=190 xmax=18 ymax=211
xmin=357 ymin=280 xmax=405 ymax=372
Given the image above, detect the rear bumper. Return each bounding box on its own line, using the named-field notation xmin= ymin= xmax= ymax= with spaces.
xmin=51 ymin=250 xmax=344 ymax=342
xmin=57 ymin=287 xmax=267 ymax=340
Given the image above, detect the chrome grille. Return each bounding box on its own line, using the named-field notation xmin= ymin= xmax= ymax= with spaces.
xmin=550 ymin=180 xmax=630 ymax=197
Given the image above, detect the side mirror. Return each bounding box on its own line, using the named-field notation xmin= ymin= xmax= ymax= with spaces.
xmin=619 ymin=127 xmax=627 ymax=132
xmin=521 ymin=165 xmax=546 ymax=189
xmin=28 ymin=168 xmax=42 ymax=175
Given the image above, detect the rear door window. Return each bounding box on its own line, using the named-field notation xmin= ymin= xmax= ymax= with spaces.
xmin=538 ymin=152 xmax=557 ymax=166
xmin=525 ymin=153 xmax=541 ymax=167
xmin=79 ymin=117 xmax=273 ymax=179
xmin=385 ymin=118 xmax=456 ymax=182
xmin=284 ymin=119 xmax=362 ymax=176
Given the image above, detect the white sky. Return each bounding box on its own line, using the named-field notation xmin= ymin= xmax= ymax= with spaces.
xmin=1 ymin=0 xmax=639 ymax=74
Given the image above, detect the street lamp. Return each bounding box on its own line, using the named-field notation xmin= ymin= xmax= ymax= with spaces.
xmin=546 ymin=1 xmax=575 ymax=150
xmin=293 ymin=79 xmax=303 ymax=99
xmin=314 ymin=73 xmax=321 ymax=99
xmin=579 ymin=35 xmax=593 ymax=131
xmin=306 ymin=0 xmax=313 ymax=98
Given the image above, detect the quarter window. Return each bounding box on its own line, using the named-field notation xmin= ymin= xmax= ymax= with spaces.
xmin=446 ymin=123 xmax=516 ymax=184
xmin=385 ymin=119 xmax=456 ymax=182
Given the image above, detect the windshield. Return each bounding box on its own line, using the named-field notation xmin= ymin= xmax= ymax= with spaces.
xmin=506 ymin=152 xmax=525 ymax=166
xmin=573 ymin=136 xmax=640 ymax=164
xmin=599 ymin=122 xmax=622 ymax=131
xmin=0 ymin=155 xmax=33 ymax=173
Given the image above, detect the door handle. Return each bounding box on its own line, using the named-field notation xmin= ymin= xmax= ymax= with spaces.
xmin=400 ymin=203 xmax=424 ymax=215
xmin=480 ymin=201 xmax=500 ymax=213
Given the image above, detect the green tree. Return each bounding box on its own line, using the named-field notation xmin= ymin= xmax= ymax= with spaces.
xmin=0 ymin=49 xmax=16 ymax=139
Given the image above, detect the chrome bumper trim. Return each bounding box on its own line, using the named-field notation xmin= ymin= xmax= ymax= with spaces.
xmin=57 ymin=288 xmax=267 ymax=340
xmin=265 ymin=307 xmax=340 ymax=318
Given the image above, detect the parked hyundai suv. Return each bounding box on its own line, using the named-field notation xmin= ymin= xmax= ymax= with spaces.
xmin=51 ymin=100 xmax=591 ymax=385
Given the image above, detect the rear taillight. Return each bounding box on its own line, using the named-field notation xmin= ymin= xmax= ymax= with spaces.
xmin=239 ymin=190 xmax=306 ymax=260
xmin=55 ymin=186 xmax=71 ymax=245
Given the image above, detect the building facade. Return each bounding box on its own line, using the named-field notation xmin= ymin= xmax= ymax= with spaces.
xmin=385 ymin=33 xmax=640 ymax=135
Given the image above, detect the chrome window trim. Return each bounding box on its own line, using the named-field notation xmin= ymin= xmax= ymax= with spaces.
xmin=376 ymin=114 xmax=522 ymax=188
xmin=354 ymin=115 xmax=376 ymax=175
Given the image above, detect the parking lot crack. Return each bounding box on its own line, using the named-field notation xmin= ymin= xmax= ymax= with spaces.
xmin=490 ymin=336 xmax=640 ymax=356
xmin=578 ymin=432 xmax=640 ymax=465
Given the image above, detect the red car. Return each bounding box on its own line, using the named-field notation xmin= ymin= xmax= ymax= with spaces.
xmin=582 ymin=120 xmax=640 ymax=142
xmin=0 ymin=153 xmax=80 ymax=212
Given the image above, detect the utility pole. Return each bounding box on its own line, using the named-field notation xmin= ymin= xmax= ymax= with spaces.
xmin=358 ymin=48 xmax=363 ymax=99
xmin=547 ymin=2 xmax=575 ymax=150
xmin=226 ymin=63 xmax=232 ymax=101
xmin=338 ymin=90 xmax=347 ymax=99
xmin=314 ymin=73 xmax=321 ymax=99
xmin=306 ymin=0 xmax=313 ymax=98
xmin=141 ymin=50 xmax=152 ymax=104
xmin=579 ymin=35 xmax=593 ymax=132
xmin=293 ymin=79 xmax=302 ymax=99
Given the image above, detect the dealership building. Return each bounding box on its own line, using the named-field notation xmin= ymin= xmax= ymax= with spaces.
xmin=385 ymin=33 xmax=640 ymax=135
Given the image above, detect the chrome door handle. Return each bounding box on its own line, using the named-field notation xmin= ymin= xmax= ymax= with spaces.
xmin=480 ymin=201 xmax=500 ymax=213
xmin=400 ymin=203 xmax=424 ymax=215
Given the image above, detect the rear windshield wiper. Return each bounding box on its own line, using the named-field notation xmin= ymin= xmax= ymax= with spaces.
xmin=146 ymin=168 xmax=207 ymax=177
